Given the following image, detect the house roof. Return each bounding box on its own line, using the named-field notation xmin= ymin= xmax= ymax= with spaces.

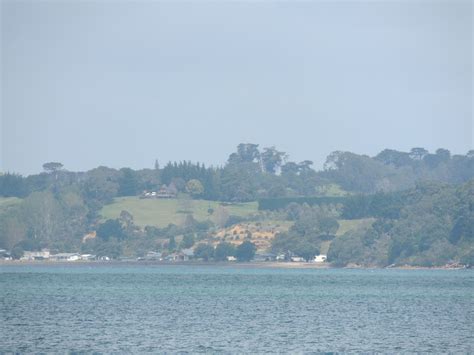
xmin=51 ymin=253 xmax=80 ymax=257
xmin=181 ymin=248 xmax=194 ymax=256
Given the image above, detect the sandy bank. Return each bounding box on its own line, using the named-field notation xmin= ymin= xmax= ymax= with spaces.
xmin=0 ymin=260 xmax=469 ymax=270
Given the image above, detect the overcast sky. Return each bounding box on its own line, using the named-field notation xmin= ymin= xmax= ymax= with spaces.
xmin=1 ymin=0 xmax=472 ymax=175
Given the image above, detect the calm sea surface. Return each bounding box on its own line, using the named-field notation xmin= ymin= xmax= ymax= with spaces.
xmin=0 ymin=264 xmax=472 ymax=353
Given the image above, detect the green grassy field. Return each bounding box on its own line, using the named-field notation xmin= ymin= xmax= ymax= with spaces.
xmin=336 ymin=218 xmax=375 ymax=236
xmin=0 ymin=197 xmax=22 ymax=214
xmin=319 ymin=218 xmax=375 ymax=254
xmin=100 ymin=197 xmax=258 ymax=227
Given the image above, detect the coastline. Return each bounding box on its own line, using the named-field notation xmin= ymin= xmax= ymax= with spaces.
xmin=0 ymin=260 xmax=469 ymax=270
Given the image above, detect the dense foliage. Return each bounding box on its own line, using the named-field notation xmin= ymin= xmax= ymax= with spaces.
xmin=327 ymin=181 xmax=474 ymax=267
xmin=0 ymin=144 xmax=472 ymax=266
xmin=1 ymin=145 xmax=472 ymax=202
xmin=272 ymin=204 xmax=339 ymax=261
xmin=259 ymin=196 xmax=345 ymax=211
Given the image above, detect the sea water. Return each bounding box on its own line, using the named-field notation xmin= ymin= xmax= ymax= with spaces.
xmin=0 ymin=264 xmax=472 ymax=352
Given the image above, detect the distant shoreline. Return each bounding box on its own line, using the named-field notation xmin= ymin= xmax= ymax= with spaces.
xmin=0 ymin=260 xmax=469 ymax=270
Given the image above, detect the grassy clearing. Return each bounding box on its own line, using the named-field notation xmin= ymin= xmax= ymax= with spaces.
xmin=101 ymin=197 xmax=375 ymax=255
xmin=318 ymin=218 xmax=376 ymax=254
xmin=212 ymin=220 xmax=293 ymax=251
xmin=100 ymin=197 xmax=258 ymax=227
xmin=0 ymin=197 xmax=22 ymax=214
xmin=316 ymin=183 xmax=349 ymax=197
xmin=319 ymin=240 xmax=332 ymax=255
xmin=336 ymin=218 xmax=375 ymax=236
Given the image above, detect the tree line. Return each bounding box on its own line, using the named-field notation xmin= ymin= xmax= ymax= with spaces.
xmin=268 ymin=180 xmax=473 ymax=267
xmin=0 ymin=144 xmax=472 ymax=265
xmin=1 ymin=145 xmax=472 ymax=202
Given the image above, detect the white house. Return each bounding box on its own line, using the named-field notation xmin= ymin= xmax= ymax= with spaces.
xmin=80 ymin=254 xmax=96 ymax=261
xmin=0 ymin=249 xmax=11 ymax=260
xmin=50 ymin=253 xmax=80 ymax=261
xmin=313 ymin=254 xmax=327 ymax=263
xmin=276 ymin=254 xmax=286 ymax=261
xmin=21 ymin=249 xmax=50 ymax=261
xmin=144 ymin=251 xmax=162 ymax=261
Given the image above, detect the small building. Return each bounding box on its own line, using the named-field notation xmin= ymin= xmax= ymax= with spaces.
xmin=156 ymin=184 xmax=177 ymax=199
xmin=144 ymin=251 xmax=162 ymax=261
xmin=227 ymin=256 xmax=237 ymax=262
xmin=80 ymin=254 xmax=96 ymax=261
xmin=0 ymin=249 xmax=11 ymax=260
xmin=21 ymin=249 xmax=50 ymax=261
xmin=276 ymin=254 xmax=286 ymax=262
xmin=181 ymin=248 xmax=194 ymax=260
xmin=50 ymin=253 xmax=80 ymax=261
xmin=313 ymin=254 xmax=327 ymax=263
xmin=165 ymin=249 xmax=194 ymax=262
xmin=140 ymin=190 xmax=158 ymax=199
xmin=291 ymin=256 xmax=305 ymax=262
xmin=164 ymin=253 xmax=180 ymax=262
xmin=254 ymin=252 xmax=277 ymax=262
xmin=141 ymin=183 xmax=177 ymax=199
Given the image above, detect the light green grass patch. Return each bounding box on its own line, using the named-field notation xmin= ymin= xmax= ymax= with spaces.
xmin=319 ymin=240 xmax=332 ymax=254
xmin=0 ymin=197 xmax=22 ymax=214
xmin=336 ymin=218 xmax=376 ymax=236
xmin=319 ymin=218 xmax=375 ymax=254
xmin=316 ymin=183 xmax=349 ymax=197
xmin=100 ymin=197 xmax=258 ymax=227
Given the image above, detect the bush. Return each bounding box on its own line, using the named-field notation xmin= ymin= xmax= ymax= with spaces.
xmin=97 ymin=219 xmax=124 ymax=241
xmin=259 ymin=196 xmax=346 ymax=211
xmin=214 ymin=242 xmax=236 ymax=261
xmin=460 ymin=249 xmax=474 ymax=267
xmin=11 ymin=246 xmax=24 ymax=260
xmin=194 ymin=244 xmax=215 ymax=261
xmin=225 ymin=215 xmax=245 ymax=228
xmin=180 ymin=234 xmax=195 ymax=249
xmin=327 ymin=233 xmax=365 ymax=267
xmin=236 ymin=241 xmax=256 ymax=261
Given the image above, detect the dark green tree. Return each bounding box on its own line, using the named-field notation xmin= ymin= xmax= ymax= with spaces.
xmin=214 ymin=242 xmax=236 ymax=261
xmin=11 ymin=246 xmax=24 ymax=259
xmin=168 ymin=236 xmax=177 ymax=251
xmin=228 ymin=143 xmax=260 ymax=164
xmin=94 ymin=240 xmax=122 ymax=259
xmin=81 ymin=166 xmax=120 ymax=206
xmin=293 ymin=241 xmax=319 ymax=261
xmin=261 ymin=147 xmax=287 ymax=174
xmin=375 ymin=149 xmax=411 ymax=167
xmin=194 ymin=243 xmax=215 ymax=261
xmin=42 ymin=162 xmax=63 ymax=173
xmin=97 ymin=219 xmax=124 ymax=241
xmin=186 ymin=179 xmax=204 ymax=198
xmin=180 ymin=233 xmax=195 ymax=249
xmin=118 ymin=168 xmax=139 ymax=196
xmin=0 ymin=173 xmax=29 ymax=198
xmin=319 ymin=216 xmax=339 ymax=235
xmin=409 ymin=147 xmax=429 ymax=161
xmin=236 ymin=241 xmax=256 ymax=261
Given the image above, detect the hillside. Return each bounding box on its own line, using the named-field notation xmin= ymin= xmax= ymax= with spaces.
xmin=0 ymin=197 xmax=22 ymax=214
xmin=211 ymin=219 xmax=372 ymax=253
xmin=100 ymin=196 xmax=373 ymax=253
xmin=0 ymin=144 xmax=471 ymax=266
xmin=316 ymin=218 xmax=376 ymax=254
xmin=100 ymin=197 xmax=258 ymax=227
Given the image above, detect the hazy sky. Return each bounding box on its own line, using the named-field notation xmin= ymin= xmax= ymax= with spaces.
xmin=1 ymin=0 xmax=472 ymax=175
